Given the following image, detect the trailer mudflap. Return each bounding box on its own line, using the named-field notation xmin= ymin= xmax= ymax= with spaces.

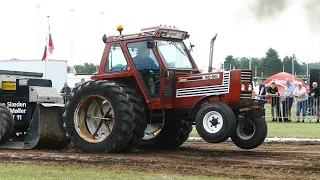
xmin=23 ymin=103 xmax=69 ymax=149
xmin=0 ymin=103 xmax=69 ymax=149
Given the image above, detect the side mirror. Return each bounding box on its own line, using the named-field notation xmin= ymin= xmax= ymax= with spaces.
xmin=189 ymin=42 xmax=195 ymax=52
xmin=102 ymin=34 xmax=107 ymax=44
xmin=146 ymin=37 xmax=154 ymax=49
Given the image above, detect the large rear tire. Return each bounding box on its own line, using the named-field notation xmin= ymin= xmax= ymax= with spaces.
xmin=138 ymin=119 xmax=193 ymax=150
xmin=195 ymin=102 xmax=236 ymax=143
xmin=118 ymin=84 xmax=148 ymax=152
xmin=231 ymin=117 xmax=267 ymax=149
xmin=63 ymin=80 xmax=135 ymax=153
xmin=0 ymin=105 xmax=14 ymax=144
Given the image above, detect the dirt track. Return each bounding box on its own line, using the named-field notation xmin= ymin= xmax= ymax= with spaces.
xmin=0 ymin=140 xmax=319 ymax=179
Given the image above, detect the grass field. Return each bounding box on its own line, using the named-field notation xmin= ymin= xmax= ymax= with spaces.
xmin=190 ymin=119 xmax=320 ymax=139
xmin=0 ymin=163 xmax=242 ymax=180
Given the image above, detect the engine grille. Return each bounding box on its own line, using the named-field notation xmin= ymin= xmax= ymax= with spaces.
xmin=241 ymin=71 xmax=252 ymax=83
xmin=240 ymin=70 xmax=252 ymax=99
xmin=240 ymin=92 xmax=252 ymax=99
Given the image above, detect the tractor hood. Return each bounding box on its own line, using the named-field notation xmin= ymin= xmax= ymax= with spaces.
xmin=175 ymin=71 xmax=230 ymax=98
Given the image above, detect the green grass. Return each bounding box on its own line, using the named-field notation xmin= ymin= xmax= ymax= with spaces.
xmin=190 ymin=102 xmax=320 ymax=139
xmin=0 ymin=163 xmax=242 ymax=180
xmin=190 ymin=120 xmax=320 ymax=139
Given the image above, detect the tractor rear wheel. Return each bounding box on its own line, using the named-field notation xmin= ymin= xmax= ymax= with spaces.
xmin=118 ymin=84 xmax=148 ymax=152
xmin=63 ymin=80 xmax=135 ymax=153
xmin=231 ymin=117 xmax=267 ymax=149
xmin=195 ymin=102 xmax=236 ymax=143
xmin=0 ymin=105 xmax=14 ymax=144
xmin=138 ymin=119 xmax=192 ymax=150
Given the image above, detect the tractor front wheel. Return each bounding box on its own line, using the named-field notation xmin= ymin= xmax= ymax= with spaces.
xmin=195 ymin=102 xmax=236 ymax=143
xmin=231 ymin=117 xmax=267 ymax=149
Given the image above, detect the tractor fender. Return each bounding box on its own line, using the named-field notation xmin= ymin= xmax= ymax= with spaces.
xmin=188 ymin=94 xmax=223 ymax=120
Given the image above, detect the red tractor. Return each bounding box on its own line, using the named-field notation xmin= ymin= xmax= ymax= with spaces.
xmin=63 ymin=25 xmax=267 ymax=153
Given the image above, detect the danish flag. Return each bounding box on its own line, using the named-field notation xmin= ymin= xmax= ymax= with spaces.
xmin=42 ymin=25 xmax=54 ymax=61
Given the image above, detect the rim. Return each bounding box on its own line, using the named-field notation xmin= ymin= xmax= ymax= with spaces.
xmin=203 ymin=111 xmax=224 ymax=133
xmin=74 ymin=95 xmax=114 ymax=143
xmin=142 ymin=123 xmax=163 ymax=140
xmin=236 ymin=120 xmax=256 ymax=140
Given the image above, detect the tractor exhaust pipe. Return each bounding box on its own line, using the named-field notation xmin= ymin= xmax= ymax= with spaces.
xmin=208 ymin=34 xmax=218 ymax=72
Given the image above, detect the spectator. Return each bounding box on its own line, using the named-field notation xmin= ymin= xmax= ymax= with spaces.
xmin=282 ymin=78 xmax=295 ymax=122
xmin=72 ymin=82 xmax=80 ymax=92
xmin=293 ymin=82 xmax=308 ymax=123
xmin=60 ymin=82 xmax=71 ymax=95
xmin=257 ymin=78 xmax=266 ymax=100
xmin=81 ymin=78 xmax=85 ymax=84
xmin=267 ymin=81 xmax=282 ymax=122
xmin=60 ymin=82 xmax=71 ymax=103
xmin=309 ymin=82 xmax=320 ymax=122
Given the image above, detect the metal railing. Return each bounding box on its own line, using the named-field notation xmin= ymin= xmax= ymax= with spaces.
xmin=255 ymin=95 xmax=319 ymax=122
xmin=60 ymin=93 xmax=71 ymax=104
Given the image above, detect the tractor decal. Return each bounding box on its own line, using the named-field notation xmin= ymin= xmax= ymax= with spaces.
xmin=176 ymin=71 xmax=230 ymax=98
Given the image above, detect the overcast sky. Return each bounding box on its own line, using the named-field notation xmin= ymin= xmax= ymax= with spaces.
xmin=0 ymin=0 xmax=319 ymax=72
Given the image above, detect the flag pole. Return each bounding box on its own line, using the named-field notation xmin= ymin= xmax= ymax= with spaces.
xmin=45 ymin=16 xmax=50 ymax=79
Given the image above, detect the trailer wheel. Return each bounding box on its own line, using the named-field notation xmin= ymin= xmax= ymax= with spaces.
xmin=195 ymin=102 xmax=236 ymax=143
xmin=231 ymin=117 xmax=267 ymax=149
xmin=138 ymin=120 xmax=192 ymax=150
xmin=63 ymin=80 xmax=135 ymax=153
xmin=0 ymin=105 xmax=14 ymax=144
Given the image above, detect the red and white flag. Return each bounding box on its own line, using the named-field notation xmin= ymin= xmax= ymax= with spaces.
xmin=42 ymin=25 xmax=54 ymax=61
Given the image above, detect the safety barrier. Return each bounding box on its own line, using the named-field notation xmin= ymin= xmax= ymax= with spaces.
xmin=60 ymin=93 xmax=71 ymax=104
xmin=256 ymin=95 xmax=319 ymax=122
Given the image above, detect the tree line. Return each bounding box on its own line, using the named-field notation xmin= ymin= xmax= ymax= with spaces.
xmin=67 ymin=63 xmax=99 ymax=74
xmin=67 ymin=48 xmax=320 ymax=76
xmin=221 ymin=48 xmax=320 ymax=77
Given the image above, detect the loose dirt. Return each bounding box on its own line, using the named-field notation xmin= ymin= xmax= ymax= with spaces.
xmin=0 ymin=140 xmax=319 ymax=180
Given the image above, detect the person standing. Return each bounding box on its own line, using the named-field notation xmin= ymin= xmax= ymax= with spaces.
xmin=257 ymin=78 xmax=266 ymax=100
xmin=282 ymin=78 xmax=295 ymax=122
xmin=60 ymin=82 xmax=71 ymax=103
xmin=267 ymin=81 xmax=282 ymax=122
xmin=293 ymin=82 xmax=308 ymax=123
xmin=309 ymin=82 xmax=320 ymax=122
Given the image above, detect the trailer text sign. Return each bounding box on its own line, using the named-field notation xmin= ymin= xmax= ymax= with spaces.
xmin=1 ymin=101 xmax=27 ymax=121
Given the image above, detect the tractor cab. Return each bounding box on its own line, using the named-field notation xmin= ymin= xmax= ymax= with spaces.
xmin=94 ymin=25 xmax=201 ymax=109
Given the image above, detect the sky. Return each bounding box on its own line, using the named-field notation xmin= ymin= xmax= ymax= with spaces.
xmin=0 ymin=0 xmax=319 ymax=72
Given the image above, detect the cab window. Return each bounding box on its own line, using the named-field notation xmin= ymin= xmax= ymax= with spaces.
xmin=104 ymin=44 xmax=127 ymax=72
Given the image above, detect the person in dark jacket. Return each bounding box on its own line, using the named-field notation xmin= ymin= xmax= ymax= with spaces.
xmin=309 ymin=82 xmax=320 ymax=122
xmin=60 ymin=82 xmax=71 ymax=103
xmin=267 ymin=81 xmax=282 ymax=122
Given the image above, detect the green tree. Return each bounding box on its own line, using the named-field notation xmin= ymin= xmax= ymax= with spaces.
xmin=220 ymin=55 xmax=239 ymax=70
xmin=73 ymin=63 xmax=99 ymax=74
xmin=251 ymin=57 xmax=263 ymax=77
xmin=282 ymin=55 xmax=305 ymax=75
xmin=238 ymin=57 xmax=250 ymax=69
xmin=260 ymin=48 xmax=282 ymax=76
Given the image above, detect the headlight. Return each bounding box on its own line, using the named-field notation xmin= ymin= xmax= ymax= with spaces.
xmin=248 ymin=84 xmax=252 ymax=91
xmin=241 ymin=84 xmax=245 ymax=91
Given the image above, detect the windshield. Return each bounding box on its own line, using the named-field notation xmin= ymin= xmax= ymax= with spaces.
xmin=156 ymin=40 xmax=193 ymax=69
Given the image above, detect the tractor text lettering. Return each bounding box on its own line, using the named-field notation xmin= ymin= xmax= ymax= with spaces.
xmin=202 ymin=74 xmax=220 ymax=80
